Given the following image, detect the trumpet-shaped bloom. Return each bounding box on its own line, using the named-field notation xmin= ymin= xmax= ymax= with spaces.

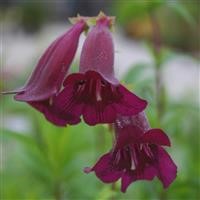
xmin=15 ymin=20 xmax=86 ymax=101
xmin=85 ymin=113 xmax=177 ymax=192
xmin=5 ymin=20 xmax=87 ymax=125
xmin=47 ymin=16 xmax=147 ymax=126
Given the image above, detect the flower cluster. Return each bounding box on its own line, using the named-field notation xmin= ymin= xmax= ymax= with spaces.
xmin=4 ymin=12 xmax=177 ymax=192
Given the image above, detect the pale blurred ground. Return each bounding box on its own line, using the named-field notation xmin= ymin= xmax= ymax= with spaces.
xmin=2 ymin=22 xmax=199 ymax=103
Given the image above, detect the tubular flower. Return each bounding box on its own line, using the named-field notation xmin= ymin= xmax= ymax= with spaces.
xmin=85 ymin=112 xmax=177 ymax=192
xmin=15 ymin=20 xmax=86 ymax=101
xmin=5 ymin=19 xmax=87 ymax=125
xmin=49 ymin=16 xmax=147 ymax=126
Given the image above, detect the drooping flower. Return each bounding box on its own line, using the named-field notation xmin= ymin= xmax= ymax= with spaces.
xmin=48 ymin=15 xmax=147 ymax=126
xmin=85 ymin=112 xmax=177 ymax=192
xmin=3 ymin=19 xmax=87 ymax=125
xmin=15 ymin=19 xmax=86 ymax=101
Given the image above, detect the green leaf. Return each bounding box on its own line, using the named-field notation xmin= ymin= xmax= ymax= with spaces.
xmin=2 ymin=128 xmax=53 ymax=182
xmin=96 ymin=186 xmax=117 ymax=200
xmin=122 ymin=63 xmax=150 ymax=84
xmin=114 ymin=0 xmax=164 ymax=24
xmin=2 ymin=128 xmax=35 ymax=146
xmin=166 ymin=1 xmax=195 ymax=26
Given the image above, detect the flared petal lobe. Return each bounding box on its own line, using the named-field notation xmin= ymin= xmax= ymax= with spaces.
xmin=121 ymin=165 xmax=156 ymax=192
xmin=29 ymin=100 xmax=81 ymax=127
xmin=79 ymin=17 xmax=118 ymax=85
xmin=152 ymin=146 xmax=177 ymax=188
xmin=15 ymin=20 xmax=86 ymax=102
xmin=85 ymin=153 xmax=123 ymax=183
xmin=140 ymin=129 xmax=171 ymax=146
xmin=114 ymin=85 xmax=148 ymax=116
xmin=50 ymin=71 xmax=147 ymax=126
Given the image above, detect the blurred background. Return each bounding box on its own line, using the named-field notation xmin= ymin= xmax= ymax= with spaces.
xmin=0 ymin=0 xmax=199 ymax=199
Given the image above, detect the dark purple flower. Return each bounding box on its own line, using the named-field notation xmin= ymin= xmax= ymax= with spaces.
xmin=3 ymin=19 xmax=87 ymax=125
xmin=85 ymin=113 xmax=177 ymax=192
xmin=15 ymin=20 xmax=86 ymax=101
xmin=47 ymin=16 xmax=147 ymax=126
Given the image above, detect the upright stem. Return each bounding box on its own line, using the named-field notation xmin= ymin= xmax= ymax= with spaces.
xmin=150 ymin=13 xmax=164 ymax=122
xmin=109 ymin=125 xmax=117 ymax=200
xmin=155 ymin=66 xmax=163 ymax=121
xmin=151 ymin=14 xmax=161 ymax=54
xmin=54 ymin=181 xmax=62 ymax=200
xmin=95 ymin=126 xmax=106 ymax=155
xmin=111 ymin=182 xmax=116 ymax=200
xmin=150 ymin=13 xmax=167 ymax=200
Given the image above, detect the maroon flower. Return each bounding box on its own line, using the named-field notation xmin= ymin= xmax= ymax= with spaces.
xmin=3 ymin=19 xmax=87 ymax=125
xmin=85 ymin=113 xmax=177 ymax=192
xmin=15 ymin=20 xmax=86 ymax=101
xmin=47 ymin=16 xmax=147 ymax=126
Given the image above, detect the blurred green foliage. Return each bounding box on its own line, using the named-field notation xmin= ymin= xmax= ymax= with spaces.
xmin=115 ymin=0 xmax=196 ymax=26
xmin=19 ymin=2 xmax=47 ymax=33
xmin=114 ymin=0 xmax=199 ymax=53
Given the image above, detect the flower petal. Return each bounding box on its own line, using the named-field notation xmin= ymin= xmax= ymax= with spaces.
xmin=29 ymin=100 xmax=80 ymax=126
xmin=114 ymin=85 xmax=147 ymax=116
xmin=51 ymin=84 xmax=83 ymax=124
xmin=79 ymin=17 xmax=118 ymax=85
xmin=140 ymin=129 xmax=171 ymax=146
xmin=131 ymin=112 xmax=150 ymax=133
xmin=87 ymin=153 xmax=123 ymax=183
xmin=121 ymin=166 xmax=157 ymax=193
xmin=63 ymin=72 xmax=85 ymax=86
xmin=3 ymin=31 xmax=65 ymax=95
xmin=115 ymin=125 xmax=143 ymax=149
xmin=153 ymin=146 xmax=177 ymax=188
xmin=82 ymin=104 xmax=116 ymax=125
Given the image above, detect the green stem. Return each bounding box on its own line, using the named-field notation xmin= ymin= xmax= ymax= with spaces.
xmin=54 ymin=181 xmax=62 ymax=200
xmin=150 ymin=13 xmax=167 ymax=200
xmin=155 ymin=66 xmax=163 ymax=121
xmin=111 ymin=182 xmax=116 ymax=200
xmin=95 ymin=126 xmax=106 ymax=155
xmin=150 ymin=13 xmax=164 ymax=122
xmin=151 ymin=14 xmax=161 ymax=54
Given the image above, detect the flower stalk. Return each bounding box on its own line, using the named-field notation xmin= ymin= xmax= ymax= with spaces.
xmin=150 ymin=13 xmax=165 ymax=122
xmin=150 ymin=13 xmax=170 ymax=200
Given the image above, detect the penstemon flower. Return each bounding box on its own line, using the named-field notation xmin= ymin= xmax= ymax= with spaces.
xmin=47 ymin=15 xmax=147 ymax=126
xmin=3 ymin=19 xmax=87 ymax=125
xmin=84 ymin=112 xmax=177 ymax=192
